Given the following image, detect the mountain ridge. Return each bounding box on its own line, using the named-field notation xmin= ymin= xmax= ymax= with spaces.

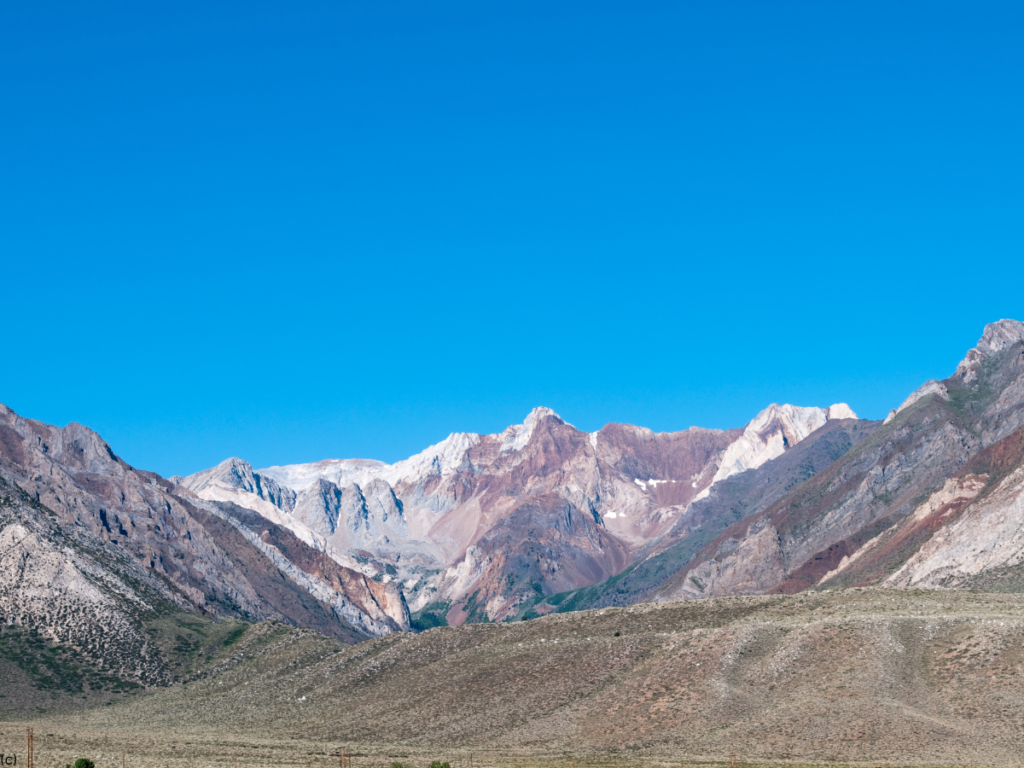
xmin=181 ymin=401 xmax=859 ymax=623
xmin=6 ymin=318 xmax=1024 ymax=657
xmin=0 ymin=404 xmax=412 ymax=650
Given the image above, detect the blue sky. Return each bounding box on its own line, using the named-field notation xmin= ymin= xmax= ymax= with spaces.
xmin=2 ymin=1 xmax=1022 ymax=477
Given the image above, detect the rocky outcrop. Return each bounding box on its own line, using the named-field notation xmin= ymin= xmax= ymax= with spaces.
xmin=181 ymin=457 xmax=297 ymax=512
xmin=883 ymin=426 xmax=1024 ymax=588
xmin=883 ymin=380 xmax=948 ymax=423
xmin=956 ymin=318 xmax=1024 ymax=385
xmin=291 ymin=478 xmax=344 ymax=536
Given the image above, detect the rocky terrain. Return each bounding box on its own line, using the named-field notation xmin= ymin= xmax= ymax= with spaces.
xmin=646 ymin=319 xmax=1024 ymax=601
xmin=4 ymin=319 xmax=1024 ymax=646
xmin=182 ymin=403 xmax=860 ymax=623
xmin=0 ymin=471 xmax=172 ymax=685
xmin=499 ymin=319 xmax=1024 ymax=618
xmin=0 ymin=404 xmax=412 ymax=661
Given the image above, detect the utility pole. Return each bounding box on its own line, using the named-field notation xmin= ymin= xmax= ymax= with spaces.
xmin=26 ymin=728 xmax=33 ymax=768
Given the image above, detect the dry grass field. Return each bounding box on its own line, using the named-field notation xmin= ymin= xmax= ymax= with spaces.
xmin=6 ymin=589 xmax=1024 ymax=768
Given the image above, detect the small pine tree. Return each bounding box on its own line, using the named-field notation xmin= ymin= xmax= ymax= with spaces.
xmin=74 ymin=760 xmax=96 ymax=768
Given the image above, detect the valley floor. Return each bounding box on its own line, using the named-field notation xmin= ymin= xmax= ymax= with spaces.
xmin=0 ymin=732 xmax=993 ymax=768
xmin=6 ymin=590 xmax=1024 ymax=767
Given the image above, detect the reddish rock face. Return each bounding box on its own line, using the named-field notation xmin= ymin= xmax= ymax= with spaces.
xmin=189 ymin=402 xmax=858 ymax=624
xmin=412 ymin=414 xmax=742 ymax=619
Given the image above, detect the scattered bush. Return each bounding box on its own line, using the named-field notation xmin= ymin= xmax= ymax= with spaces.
xmin=429 ymin=761 xmax=450 ymax=768
xmin=75 ymin=759 xmax=96 ymax=768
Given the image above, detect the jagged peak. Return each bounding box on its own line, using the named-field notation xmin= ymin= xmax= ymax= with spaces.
xmin=217 ymin=456 xmax=253 ymax=471
xmin=705 ymin=402 xmax=855 ymax=489
xmin=525 ymin=406 xmax=564 ymax=424
xmin=976 ymin=318 xmax=1024 ymax=356
xmin=746 ymin=403 xmax=855 ymax=436
xmin=826 ymin=403 xmax=858 ymax=420
xmin=180 ymin=456 xmax=259 ymax=494
xmin=389 ymin=431 xmax=481 ymax=478
xmin=958 ymin=319 xmax=1024 ymax=378
xmin=207 ymin=456 xmax=258 ymax=482
xmin=500 ymin=406 xmax=568 ymax=453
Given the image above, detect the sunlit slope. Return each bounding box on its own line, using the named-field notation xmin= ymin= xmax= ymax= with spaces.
xmin=65 ymin=589 xmax=1024 ymax=765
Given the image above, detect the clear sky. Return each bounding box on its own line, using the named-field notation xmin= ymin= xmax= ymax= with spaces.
xmin=2 ymin=1 xmax=1022 ymax=477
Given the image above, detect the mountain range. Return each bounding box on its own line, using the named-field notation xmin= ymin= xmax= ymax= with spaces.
xmin=175 ymin=401 xmax=863 ymax=626
xmin=3 ymin=318 xmax=1024 ymax=686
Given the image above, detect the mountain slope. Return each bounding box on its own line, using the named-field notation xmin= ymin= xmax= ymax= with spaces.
xmin=641 ymin=320 xmax=1024 ymax=601
xmin=51 ymin=589 xmax=1024 ymax=766
xmin=519 ymin=415 xmax=877 ymax=616
xmin=0 ymin=404 xmax=409 ymax=643
xmin=0 ymin=470 xmax=174 ymax=685
xmin=0 ymin=468 xmax=288 ymax=714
